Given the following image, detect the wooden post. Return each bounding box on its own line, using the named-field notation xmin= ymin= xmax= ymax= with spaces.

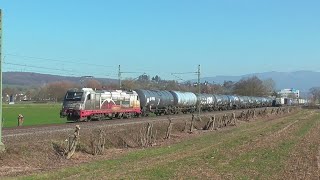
xmin=183 ymin=119 xmax=188 ymax=133
xmin=141 ymin=123 xmax=154 ymax=147
xmin=165 ymin=117 xmax=173 ymax=139
xmin=232 ymin=112 xmax=237 ymax=126
xmin=217 ymin=117 xmax=221 ymax=128
xmin=212 ymin=115 xmax=216 ymax=130
xmin=146 ymin=123 xmax=153 ymax=146
xmin=204 ymin=116 xmax=213 ymax=130
xmin=140 ymin=128 xmax=146 ymax=147
xmin=91 ymin=129 xmax=106 ymax=155
xmin=252 ymin=109 xmax=256 ymax=119
xmin=223 ymin=114 xmax=227 ymax=126
xmin=66 ymin=125 xmax=80 ymax=159
xmin=190 ymin=114 xmax=195 ymax=133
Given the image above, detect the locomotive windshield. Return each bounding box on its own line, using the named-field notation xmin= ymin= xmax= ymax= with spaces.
xmin=65 ymin=92 xmax=84 ymax=101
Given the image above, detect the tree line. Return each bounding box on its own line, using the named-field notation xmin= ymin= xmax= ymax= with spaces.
xmin=3 ymin=75 xmax=279 ymax=103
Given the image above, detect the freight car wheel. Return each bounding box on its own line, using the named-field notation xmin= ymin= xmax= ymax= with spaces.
xmin=117 ymin=113 xmax=123 ymax=119
xmin=135 ymin=113 xmax=141 ymax=118
xmin=97 ymin=115 xmax=103 ymax=121
xmin=124 ymin=113 xmax=132 ymax=119
xmin=86 ymin=116 xmax=92 ymax=122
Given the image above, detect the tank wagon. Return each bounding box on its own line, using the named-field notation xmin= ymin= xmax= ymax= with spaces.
xmin=135 ymin=89 xmax=174 ymax=116
xmin=61 ymin=88 xmax=275 ymax=122
xmin=170 ymin=91 xmax=197 ymax=114
xmin=227 ymin=95 xmax=241 ymax=109
xmin=198 ymin=94 xmax=216 ymax=111
xmin=135 ymin=90 xmax=197 ymax=115
xmin=213 ymin=95 xmax=228 ymax=110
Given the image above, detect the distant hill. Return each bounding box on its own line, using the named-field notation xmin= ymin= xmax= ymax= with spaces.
xmin=3 ymin=72 xmax=117 ymax=87
xmin=193 ymin=71 xmax=320 ymax=92
xmin=4 ymin=71 xmax=320 ymax=93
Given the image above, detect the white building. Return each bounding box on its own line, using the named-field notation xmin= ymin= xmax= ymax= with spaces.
xmin=278 ymin=88 xmax=300 ymax=98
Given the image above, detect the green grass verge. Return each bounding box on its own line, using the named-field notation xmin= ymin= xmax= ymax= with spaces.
xmin=2 ymin=103 xmax=65 ymax=128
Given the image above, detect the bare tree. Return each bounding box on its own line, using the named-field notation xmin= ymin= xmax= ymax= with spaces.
xmin=262 ymin=78 xmax=276 ymax=95
xmin=151 ymin=75 xmax=161 ymax=83
xmin=138 ymin=74 xmax=150 ymax=82
xmin=233 ymin=76 xmax=269 ymax=96
xmin=84 ymin=79 xmax=102 ymax=89
xmin=122 ymin=79 xmax=138 ymax=90
xmin=309 ymin=87 xmax=320 ymax=104
xmin=223 ymin=81 xmax=235 ymax=95
xmin=46 ymin=81 xmax=80 ymax=102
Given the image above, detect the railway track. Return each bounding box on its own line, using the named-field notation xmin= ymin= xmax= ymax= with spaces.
xmin=2 ymin=107 xmax=277 ymax=139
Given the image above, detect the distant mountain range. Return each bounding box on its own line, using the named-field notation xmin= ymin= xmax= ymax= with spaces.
xmin=3 ymin=72 xmax=117 ymax=87
xmin=3 ymin=71 xmax=320 ymax=92
xmin=191 ymin=70 xmax=320 ymax=92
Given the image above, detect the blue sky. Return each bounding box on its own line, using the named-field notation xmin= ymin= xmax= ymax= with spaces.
xmin=1 ymin=0 xmax=320 ymax=80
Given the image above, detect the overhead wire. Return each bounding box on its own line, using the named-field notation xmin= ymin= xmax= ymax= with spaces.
xmin=5 ymin=53 xmax=115 ymax=68
xmin=4 ymin=53 xmax=204 ymax=81
xmin=3 ymin=61 xmax=117 ymax=78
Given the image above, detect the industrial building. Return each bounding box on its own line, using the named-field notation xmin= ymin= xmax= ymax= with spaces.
xmin=278 ymin=88 xmax=300 ymax=98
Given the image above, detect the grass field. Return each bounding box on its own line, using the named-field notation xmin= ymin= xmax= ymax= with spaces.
xmin=2 ymin=103 xmax=65 ymax=128
xmin=18 ymin=109 xmax=320 ymax=179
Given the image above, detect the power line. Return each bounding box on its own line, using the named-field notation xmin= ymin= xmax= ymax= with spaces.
xmin=3 ymin=62 xmax=116 ymax=78
xmin=5 ymin=53 xmax=115 ymax=69
xmin=118 ymin=65 xmax=147 ymax=89
xmin=4 ymin=68 xmax=81 ymax=77
xmin=4 ymin=62 xmax=74 ymax=72
xmin=4 ymin=54 xmax=204 ymax=82
xmin=172 ymin=72 xmax=198 ymax=75
xmin=5 ymin=54 xmax=189 ymax=80
xmin=171 ymin=73 xmax=186 ymax=82
xmin=171 ymin=65 xmax=201 ymax=117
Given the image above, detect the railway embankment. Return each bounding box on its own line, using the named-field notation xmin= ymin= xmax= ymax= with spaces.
xmin=0 ymin=107 xmax=301 ymax=178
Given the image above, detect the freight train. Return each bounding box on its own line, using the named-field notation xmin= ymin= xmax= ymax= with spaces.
xmin=60 ymin=88 xmax=274 ymax=122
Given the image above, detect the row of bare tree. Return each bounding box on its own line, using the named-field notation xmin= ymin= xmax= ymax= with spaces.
xmin=3 ymin=75 xmax=277 ymax=102
xmin=122 ymin=75 xmax=276 ymax=96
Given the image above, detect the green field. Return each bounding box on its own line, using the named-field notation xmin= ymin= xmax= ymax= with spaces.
xmin=2 ymin=103 xmax=65 ymax=128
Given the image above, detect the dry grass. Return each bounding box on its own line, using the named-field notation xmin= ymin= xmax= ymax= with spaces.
xmin=1 ymin=107 xmax=314 ymax=179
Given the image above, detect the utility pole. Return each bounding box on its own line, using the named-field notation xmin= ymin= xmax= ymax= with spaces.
xmin=118 ymin=65 xmax=144 ymax=90
xmin=118 ymin=65 xmax=121 ymax=89
xmin=0 ymin=9 xmax=5 ymax=151
xmin=171 ymin=65 xmax=201 ymax=116
xmin=197 ymin=64 xmax=201 ymax=117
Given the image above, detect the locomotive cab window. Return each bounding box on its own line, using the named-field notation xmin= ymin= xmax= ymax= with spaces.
xmin=65 ymin=92 xmax=83 ymax=101
xmin=87 ymin=94 xmax=91 ymax=100
xmin=122 ymin=101 xmax=130 ymax=105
